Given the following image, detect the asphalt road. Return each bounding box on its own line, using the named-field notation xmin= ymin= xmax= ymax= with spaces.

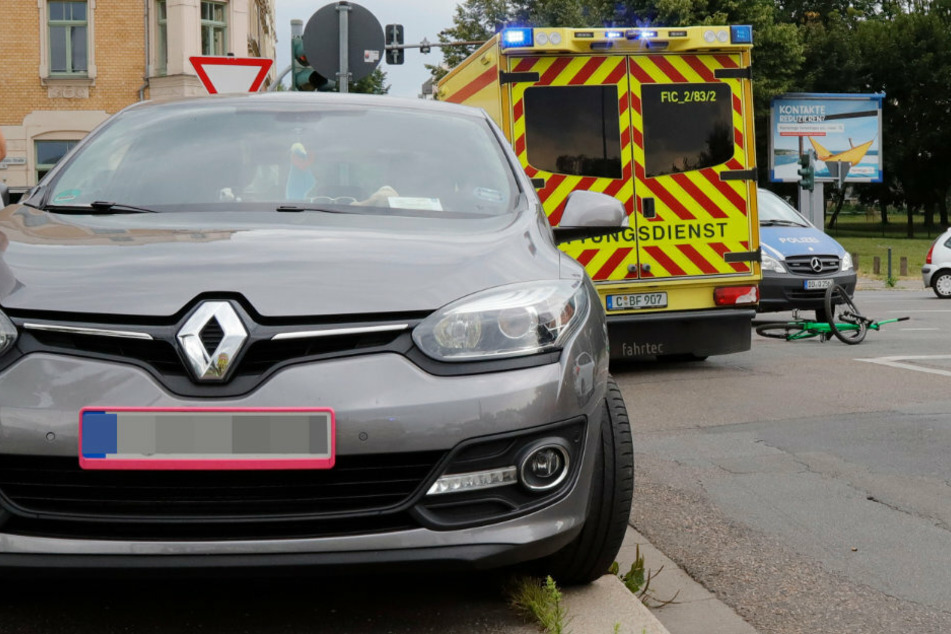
xmin=4 ymin=288 xmax=948 ymax=633
xmin=618 ymin=288 xmax=951 ymax=633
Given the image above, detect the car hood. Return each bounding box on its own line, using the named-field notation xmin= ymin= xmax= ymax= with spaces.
xmin=760 ymin=225 xmax=847 ymax=260
xmin=0 ymin=206 xmax=559 ymax=317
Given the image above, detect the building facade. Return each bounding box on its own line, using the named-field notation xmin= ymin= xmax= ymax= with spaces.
xmin=0 ymin=0 xmax=276 ymax=198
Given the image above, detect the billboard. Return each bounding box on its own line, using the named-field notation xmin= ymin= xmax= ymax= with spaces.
xmin=769 ymin=93 xmax=884 ymax=184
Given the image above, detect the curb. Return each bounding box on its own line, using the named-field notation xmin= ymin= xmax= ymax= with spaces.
xmin=607 ymin=526 xmax=760 ymax=634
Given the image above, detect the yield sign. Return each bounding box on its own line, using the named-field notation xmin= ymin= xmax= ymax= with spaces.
xmin=189 ymin=56 xmax=273 ymax=94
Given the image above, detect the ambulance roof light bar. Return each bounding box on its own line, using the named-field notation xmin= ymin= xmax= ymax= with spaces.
xmin=501 ymin=27 xmax=533 ymax=48
xmin=498 ymin=25 xmax=752 ymax=50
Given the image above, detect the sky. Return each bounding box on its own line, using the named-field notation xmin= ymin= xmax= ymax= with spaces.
xmin=275 ymin=0 xmax=459 ymax=98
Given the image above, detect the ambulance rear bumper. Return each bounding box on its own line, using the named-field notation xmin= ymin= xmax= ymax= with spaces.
xmin=606 ymin=308 xmax=755 ymax=360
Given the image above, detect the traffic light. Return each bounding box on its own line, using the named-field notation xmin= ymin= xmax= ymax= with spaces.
xmin=291 ymin=34 xmax=333 ymax=91
xmin=385 ymin=24 xmax=404 ymax=65
xmin=797 ymin=151 xmax=815 ymax=192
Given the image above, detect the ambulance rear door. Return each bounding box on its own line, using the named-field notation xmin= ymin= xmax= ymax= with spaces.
xmin=504 ymin=53 xmax=642 ymax=283
xmin=627 ymin=53 xmax=757 ymax=282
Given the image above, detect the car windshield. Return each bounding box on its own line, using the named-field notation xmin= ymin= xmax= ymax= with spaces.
xmin=758 ymin=189 xmax=809 ymax=227
xmin=44 ymin=97 xmax=519 ymax=216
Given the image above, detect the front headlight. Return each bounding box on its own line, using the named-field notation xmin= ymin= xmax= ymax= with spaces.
xmin=0 ymin=309 xmax=17 ymax=356
xmin=413 ymin=281 xmax=588 ymax=361
xmin=841 ymin=251 xmax=853 ymax=271
xmin=761 ymin=253 xmax=786 ymax=273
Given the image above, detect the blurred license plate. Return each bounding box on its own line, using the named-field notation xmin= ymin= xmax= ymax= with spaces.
xmin=607 ymin=292 xmax=667 ymax=311
xmin=804 ymin=279 xmax=833 ymax=290
xmin=79 ymin=407 xmax=335 ymax=470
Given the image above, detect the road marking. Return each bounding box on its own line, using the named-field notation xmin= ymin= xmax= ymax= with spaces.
xmin=857 ymin=355 xmax=951 ymax=377
xmin=900 ymin=328 xmax=940 ymax=331
xmin=886 ymin=309 xmax=951 ymax=313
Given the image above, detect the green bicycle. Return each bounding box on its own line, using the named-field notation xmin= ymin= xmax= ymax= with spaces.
xmin=755 ymin=284 xmax=909 ymax=345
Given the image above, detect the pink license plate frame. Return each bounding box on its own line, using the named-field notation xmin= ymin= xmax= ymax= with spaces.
xmin=79 ymin=406 xmax=335 ymax=470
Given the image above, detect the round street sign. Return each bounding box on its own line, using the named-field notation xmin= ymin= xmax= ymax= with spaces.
xmin=302 ymin=2 xmax=384 ymax=84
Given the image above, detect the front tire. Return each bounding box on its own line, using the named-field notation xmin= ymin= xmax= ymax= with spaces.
xmin=824 ymin=284 xmax=868 ymax=344
xmin=932 ymin=270 xmax=951 ymax=298
xmin=542 ymin=377 xmax=634 ymax=585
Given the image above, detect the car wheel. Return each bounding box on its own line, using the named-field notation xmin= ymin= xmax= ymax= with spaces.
xmin=933 ymin=270 xmax=951 ymax=299
xmin=542 ymin=376 xmax=634 ymax=585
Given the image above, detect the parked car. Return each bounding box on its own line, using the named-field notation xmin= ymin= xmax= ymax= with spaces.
xmin=922 ymin=228 xmax=951 ymax=298
xmin=0 ymin=93 xmax=633 ymax=583
xmin=757 ymin=188 xmax=857 ymax=320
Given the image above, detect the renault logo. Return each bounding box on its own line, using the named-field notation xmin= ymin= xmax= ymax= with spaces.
xmin=810 ymin=256 xmax=824 ymax=273
xmin=177 ymin=301 xmax=247 ymax=382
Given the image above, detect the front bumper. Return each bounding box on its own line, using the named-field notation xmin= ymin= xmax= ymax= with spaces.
xmin=758 ymin=270 xmax=857 ymax=313
xmin=0 ymin=349 xmax=606 ymax=569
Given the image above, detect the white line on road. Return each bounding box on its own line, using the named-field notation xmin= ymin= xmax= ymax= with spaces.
xmin=857 ymin=355 xmax=951 ymax=377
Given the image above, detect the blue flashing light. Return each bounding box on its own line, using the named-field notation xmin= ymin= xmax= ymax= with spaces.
xmin=501 ymin=27 xmax=534 ymax=48
xmin=605 ymin=30 xmax=624 ymax=39
xmin=639 ymin=29 xmax=658 ymax=39
xmin=731 ymin=25 xmax=753 ymax=44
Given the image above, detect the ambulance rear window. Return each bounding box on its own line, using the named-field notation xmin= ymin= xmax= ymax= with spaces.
xmin=641 ymin=83 xmax=733 ymax=178
xmin=523 ymin=85 xmax=622 ymax=179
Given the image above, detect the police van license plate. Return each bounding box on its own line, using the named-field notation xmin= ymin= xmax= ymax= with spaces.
xmin=803 ymin=279 xmax=833 ymax=290
xmin=607 ymin=292 xmax=667 ymax=311
xmin=79 ymin=407 xmax=335 ymax=470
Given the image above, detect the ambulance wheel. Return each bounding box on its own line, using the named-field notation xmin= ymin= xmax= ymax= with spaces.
xmin=541 ymin=377 xmax=634 ymax=585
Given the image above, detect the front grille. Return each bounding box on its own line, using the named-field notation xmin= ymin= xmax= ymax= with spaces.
xmin=24 ymin=327 xmax=409 ymax=381
xmin=0 ymin=451 xmax=444 ymax=540
xmin=785 ymin=255 xmax=840 ymax=275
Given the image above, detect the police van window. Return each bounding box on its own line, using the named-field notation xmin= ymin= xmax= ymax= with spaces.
xmin=641 ymin=83 xmax=733 ymax=178
xmin=523 ymin=85 xmax=622 ymax=179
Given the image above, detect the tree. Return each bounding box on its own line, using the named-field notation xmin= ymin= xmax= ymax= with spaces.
xmin=351 ymin=68 xmax=390 ymax=95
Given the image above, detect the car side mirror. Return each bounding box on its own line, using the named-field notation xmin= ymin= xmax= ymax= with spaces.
xmin=0 ymin=183 xmax=9 ymax=208
xmin=552 ymin=190 xmax=627 ymax=245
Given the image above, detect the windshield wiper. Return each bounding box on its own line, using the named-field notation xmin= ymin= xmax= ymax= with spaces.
xmin=89 ymin=201 xmax=159 ymax=214
xmin=44 ymin=201 xmax=159 ymax=214
xmin=275 ymin=204 xmax=360 ymax=214
xmin=761 ymin=219 xmax=806 ymax=227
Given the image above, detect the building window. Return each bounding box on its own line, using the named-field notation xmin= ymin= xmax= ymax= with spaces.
xmin=49 ymin=1 xmax=88 ymax=75
xmin=36 ymin=140 xmax=79 ymax=181
xmin=201 ymin=1 xmax=228 ymax=56
xmin=156 ymin=0 xmax=167 ymax=75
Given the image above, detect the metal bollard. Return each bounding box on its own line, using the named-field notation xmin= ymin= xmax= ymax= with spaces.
xmin=888 ymin=247 xmax=893 ymax=280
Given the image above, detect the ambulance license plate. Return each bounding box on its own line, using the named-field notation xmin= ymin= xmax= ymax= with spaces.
xmin=79 ymin=407 xmax=335 ymax=470
xmin=803 ymin=279 xmax=833 ymax=290
xmin=606 ymin=292 xmax=667 ymax=311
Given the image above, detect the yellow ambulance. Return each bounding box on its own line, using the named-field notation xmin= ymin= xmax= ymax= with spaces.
xmin=438 ymin=25 xmax=761 ymax=360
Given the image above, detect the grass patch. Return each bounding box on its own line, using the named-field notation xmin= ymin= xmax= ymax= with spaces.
xmin=610 ymin=546 xmax=680 ymax=609
xmin=834 ymin=236 xmax=928 ymax=279
xmin=508 ymin=575 xmax=571 ymax=634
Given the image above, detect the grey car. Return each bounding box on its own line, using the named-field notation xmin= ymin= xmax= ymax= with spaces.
xmin=0 ymin=92 xmax=632 ymax=584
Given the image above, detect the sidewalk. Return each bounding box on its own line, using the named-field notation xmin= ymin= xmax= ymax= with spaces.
xmin=561 ymin=526 xmax=758 ymax=634
xmin=855 ymin=276 xmax=923 ymax=291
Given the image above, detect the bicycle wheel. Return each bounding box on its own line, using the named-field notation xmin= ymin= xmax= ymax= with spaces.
xmin=755 ymin=322 xmax=809 ymax=340
xmin=824 ymin=284 xmax=867 ymax=344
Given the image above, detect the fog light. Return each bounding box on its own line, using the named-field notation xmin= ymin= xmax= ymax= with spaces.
xmin=427 ymin=466 xmax=517 ymax=496
xmin=520 ymin=443 xmax=570 ymax=491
